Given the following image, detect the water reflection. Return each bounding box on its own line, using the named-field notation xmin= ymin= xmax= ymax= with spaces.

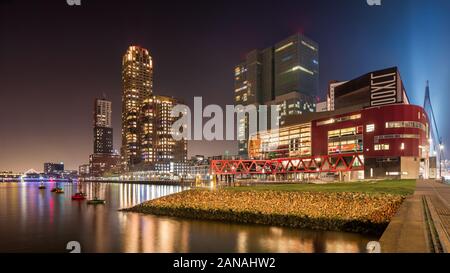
xmin=0 ymin=182 xmax=376 ymax=253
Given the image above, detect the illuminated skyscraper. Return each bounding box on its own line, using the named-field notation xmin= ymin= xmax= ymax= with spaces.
xmin=94 ymin=98 xmax=113 ymax=154
xmin=90 ymin=97 xmax=119 ymax=177
xmin=154 ymin=95 xmax=187 ymax=173
xmin=234 ymin=33 xmax=319 ymax=156
xmin=121 ymin=46 xmax=153 ymax=170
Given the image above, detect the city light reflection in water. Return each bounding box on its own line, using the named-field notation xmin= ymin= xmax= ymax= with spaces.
xmin=0 ymin=182 xmax=376 ymax=253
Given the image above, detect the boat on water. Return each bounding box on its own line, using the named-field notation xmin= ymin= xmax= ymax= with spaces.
xmin=38 ymin=183 xmax=46 ymax=189
xmin=71 ymin=181 xmax=86 ymax=200
xmin=87 ymin=198 xmax=106 ymax=205
xmin=51 ymin=182 xmax=64 ymax=193
xmin=71 ymin=192 xmax=86 ymax=200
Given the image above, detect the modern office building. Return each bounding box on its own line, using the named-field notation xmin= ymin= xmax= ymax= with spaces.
xmin=121 ymin=45 xmax=153 ymax=170
xmin=94 ymin=98 xmax=112 ymax=127
xmin=234 ymin=33 xmax=319 ymax=156
xmin=219 ymin=67 xmax=431 ymax=180
xmin=44 ymin=162 xmax=64 ymax=175
xmin=94 ymin=98 xmax=113 ymax=154
xmin=90 ymin=97 xmax=119 ymax=177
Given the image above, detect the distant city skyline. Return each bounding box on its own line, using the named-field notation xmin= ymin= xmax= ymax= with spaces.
xmin=1 ymin=0 xmax=449 ymax=172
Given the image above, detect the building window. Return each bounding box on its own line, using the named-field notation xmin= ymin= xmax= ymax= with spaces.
xmin=374 ymin=134 xmax=419 ymax=143
xmin=301 ymin=40 xmax=317 ymax=51
xmin=327 ymin=126 xmax=363 ymax=154
xmin=385 ymin=121 xmax=426 ymax=132
xmin=401 ymin=143 xmax=405 ymax=150
xmin=275 ymin=42 xmax=294 ymax=52
xmin=248 ymin=123 xmax=311 ymax=159
xmin=366 ymin=124 xmax=375 ymax=133
xmin=374 ymin=144 xmax=390 ymax=151
xmin=317 ymin=114 xmax=361 ymax=126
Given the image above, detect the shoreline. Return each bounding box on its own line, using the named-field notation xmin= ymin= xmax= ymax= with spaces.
xmin=122 ymin=189 xmax=405 ymax=236
xmin=3 ymin=180 xmax=196 ymax=186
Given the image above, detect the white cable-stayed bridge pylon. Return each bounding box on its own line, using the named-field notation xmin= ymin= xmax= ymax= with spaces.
xmin=423 ymin=81 xmax=445 ymax=177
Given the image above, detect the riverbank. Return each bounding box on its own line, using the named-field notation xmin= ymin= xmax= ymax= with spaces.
xmin=123 ymin=183 xmax=408 ymax=235
xmin=83 ymin=180 xmax=195 ymax=186
xmin=226 ymin=179 xmax=416 ymax=195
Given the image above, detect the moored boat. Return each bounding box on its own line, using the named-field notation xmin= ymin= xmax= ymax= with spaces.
xmin=71 ymin=192 xmax=86 ymax=200
xmin=87 ymin=198 xmax=106 ymax=205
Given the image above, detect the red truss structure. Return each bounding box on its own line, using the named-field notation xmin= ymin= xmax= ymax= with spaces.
xmin=210 ymin=153 xmax=364 ymax=175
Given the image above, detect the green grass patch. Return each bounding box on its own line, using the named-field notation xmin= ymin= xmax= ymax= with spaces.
xmin=225 ymin=179 xmax=416 ymax=196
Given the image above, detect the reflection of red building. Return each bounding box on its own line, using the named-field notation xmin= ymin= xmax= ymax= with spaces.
xmin=215 ymin=67 xmax=431 ymax=180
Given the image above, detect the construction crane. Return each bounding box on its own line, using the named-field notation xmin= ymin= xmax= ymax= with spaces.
xmin=423 ymin=81 xmax=445 ymax=178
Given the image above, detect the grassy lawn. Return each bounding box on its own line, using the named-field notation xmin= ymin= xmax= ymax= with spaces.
xmin=225 ymin=179 xmax=416 ymax=196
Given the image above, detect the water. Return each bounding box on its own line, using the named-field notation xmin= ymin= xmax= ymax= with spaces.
xmin=0 ymin=182 xmax=377 ymax=253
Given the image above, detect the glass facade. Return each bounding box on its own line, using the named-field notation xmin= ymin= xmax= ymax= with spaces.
xmin=327 ymin=126 xmax=363 ymax=155
xmin=235 ymin=33 xmax=319 ymax=156
xmin=249 ymin=123 xmax=311 ymax=159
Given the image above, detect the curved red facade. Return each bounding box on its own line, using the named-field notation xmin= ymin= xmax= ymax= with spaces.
xmin=312 ymin=104 xmax=430 ymax=158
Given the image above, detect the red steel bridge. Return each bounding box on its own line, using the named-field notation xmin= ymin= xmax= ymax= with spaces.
xmin=210 ymin=153 xmax=364 ymax=175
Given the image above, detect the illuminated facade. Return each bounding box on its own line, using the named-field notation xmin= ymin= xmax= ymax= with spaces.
xmin=90 ymin=98 xmax=119 ymax=177
xmin=94 ymin=98 xmax=113 ymax=154
xmin=228 ymin=68 xmax=431 ymax=180
xmin=249 ymin=123 xmax=312 ymax=159
xmin=121 ymin=46 xmax=153 ymax=169
xmin=44 ymin=162 xmax=64 ymax=175
xmin=89 ymin=153 xmax=120 ymax=177
xmin=154 ymin=95 xmax=187 ymax=173
xmin=234 ymin=33 xmax=319 ymax=156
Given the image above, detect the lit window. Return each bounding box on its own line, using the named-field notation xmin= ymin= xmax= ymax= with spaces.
xmin=301 ymin=41 xmax=317 ymax=51
xmin=290 ymin=65 xmax=314 ymax=75
xmin=275 ymin=42 xmax=294 ymax=52
xmin=401 ymin=143 xmax=405 ymax=150
xmin=374 ymin=144 xmax=390 ymax=151
xmin=366 ymin=124 xmax=375 ymax=133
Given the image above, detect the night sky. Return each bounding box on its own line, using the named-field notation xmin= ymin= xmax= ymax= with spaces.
xmin=1 ymin=0 xmax=449 ymax=172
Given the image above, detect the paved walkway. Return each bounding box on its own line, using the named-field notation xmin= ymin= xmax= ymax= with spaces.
xmin=380 ymin=180 xmax=450 ymax=253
